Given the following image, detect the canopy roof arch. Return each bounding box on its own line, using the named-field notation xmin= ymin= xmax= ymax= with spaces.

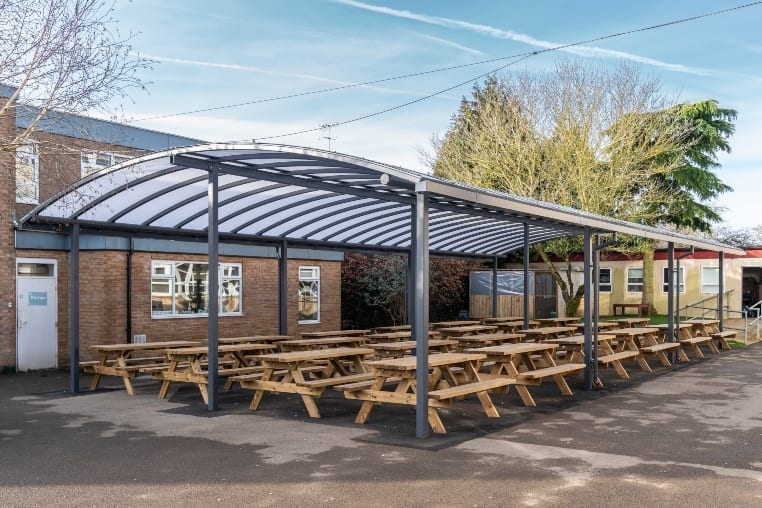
xmin=18 ymin=143 xmax=743 ymax=256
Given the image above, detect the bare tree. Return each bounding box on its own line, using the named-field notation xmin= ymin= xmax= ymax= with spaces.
xmin=0 ymin=0 xmax=150 ymax=150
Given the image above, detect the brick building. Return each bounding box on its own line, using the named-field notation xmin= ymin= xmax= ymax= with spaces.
xmin=1 ymin=85 xmax=342 ymax=371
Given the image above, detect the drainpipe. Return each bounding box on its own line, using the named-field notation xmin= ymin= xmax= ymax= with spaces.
xmin=126 ymin=238 xmax=133 ymax=343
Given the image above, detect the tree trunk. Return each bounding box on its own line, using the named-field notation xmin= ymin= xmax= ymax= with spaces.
xmin=641 ymin=240 xmax=656 ymax=314
xmin=536 ymin=246 xmax=584 ymax=317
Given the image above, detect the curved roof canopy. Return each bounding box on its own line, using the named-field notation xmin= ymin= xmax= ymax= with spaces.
xmin=19 ymin=143 xmax=744 ymax=256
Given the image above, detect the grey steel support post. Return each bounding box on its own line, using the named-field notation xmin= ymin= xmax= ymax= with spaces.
xmin=207 ymin=166 xmax=220 ymax=411
xmin=592 ymin=232 xmax=616 ymax=387
xmin=278 ymin=240 xmax=288 ymax=335
xmin=719 ymin=252 xmax=725 ymax=330
xmin=406 ymin=246 xmax=414 ymax=325
xmin=412 ymin=192 xmax=430 ymax=438
xmin=667 ymin=242 xmax=675 ymax=341
xmin=69 ymin=224 xmax=80 ymax=394
xmin=582 ymin=229 xmax=593 ymax=390
xmin=492 ymin=256 xmax=499 ymax=318
xmin=592 ymin=238 xmax=600 ymax=386
xmin=523 ymin=223 xmax=530 ymax=329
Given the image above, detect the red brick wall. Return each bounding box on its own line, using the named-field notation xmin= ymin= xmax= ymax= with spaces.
xmin=22 ymin=249 xmax=342 ymax=364
xmin=0 ymin=95 xmax=16 ymax=366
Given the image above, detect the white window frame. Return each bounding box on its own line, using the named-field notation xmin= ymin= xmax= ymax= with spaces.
xmin=598 ymin=267 xmax=612 ymax=293
xmin=662 ymin=266 xmax=685 ymax=293
xmin=150 ymin=260 xmax=242 ymax=318
xmin=701 ymin=266 xmax=720 ymax=294
xmin=298 ymin=266 xmax=321 ymax=324
xmin=81 ymin=149 xmax=132 ymax=177
xmin=626 ymin=267 xmax=644 ymax=293
xmin=16 ymin=143 xmax=39 ymax=204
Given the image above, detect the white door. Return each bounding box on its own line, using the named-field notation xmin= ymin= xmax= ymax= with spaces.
xmin=17 ymin=259 xmax=58 ymax=371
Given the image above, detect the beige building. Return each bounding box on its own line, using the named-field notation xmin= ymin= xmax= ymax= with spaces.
xmin=533 ymin=248 xmax=762 ymax=317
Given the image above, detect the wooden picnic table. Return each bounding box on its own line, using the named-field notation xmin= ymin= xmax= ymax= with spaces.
xmin=615 ymin=317 xmax=651 ymax=328
xmin=573 ymin=321 xmax=620 ymax=333
xmin=371 ymin=324 xmax=411 ymax=333
xmin=277 ymin=336 xmax=369 ymax=351
xmin=464 ymin=343 xmax=585 ymax=407
xmin=454 ymin=333 xmax=524 ymax=349
xmin=612 ymin=303 xmax=651 ymax=316
xmin=83 ymin=340 xmax=201 ymax=395
xmin=366 ymin=339 xmax=459 ymax=358
xmin=541 ymin=334 xmax=615 ymax=364
xmin=650 ymin=323 xmax=695 ymax=341
xmin=234 ymin=347 xmax=375 ymax=418
xmin=480 ymin=316 xmax=526 ymax=324
xmin=606 ymin=327 xmax=687 ymax=371
xmin=436 ymin=324 xmax=498 ymax=339
xmin=300 ymin=329 xmax=369 ymax=338
xmin=536 ymin=317 xmax=581 ymax=326
xmin=367 ymin=330 xmax=437 ymax=342
xmin=340 ymin=352 xmax=510 ymax=434
xmin=683 ymin=319 xmax=721 ymax=336
xmin=516 ymin=326 xmax=576 ymax=342
xmin=430 ymin=320 xmax=481 ymax=329
xmin=216 ymin=335 xmax=295 ymax=345
xmin=491 ymin=320 xmax=540 ymax=332
xmin=152 ymin=343 xmax=277 ymax=403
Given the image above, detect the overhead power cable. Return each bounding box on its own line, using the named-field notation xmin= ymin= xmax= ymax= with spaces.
xmin=129 ymin=1 xmax=762 ymax=133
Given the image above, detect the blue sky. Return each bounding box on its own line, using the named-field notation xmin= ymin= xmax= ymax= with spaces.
xmin=112 ymin=0 xmax=762 ymax=229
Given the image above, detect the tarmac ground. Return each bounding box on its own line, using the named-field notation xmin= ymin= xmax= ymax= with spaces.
xmin=1 ymin=344 xmax=761 ymax=507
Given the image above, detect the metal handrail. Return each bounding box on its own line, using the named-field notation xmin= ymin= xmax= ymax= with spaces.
xmin=678 ymin=290 xmax=734 ymax=321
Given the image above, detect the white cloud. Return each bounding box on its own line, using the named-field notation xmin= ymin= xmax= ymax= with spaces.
xmin=333 ymin=0 xmax=713 ymax=76
xmin=410 ymin=32 xmax=487 ymax=56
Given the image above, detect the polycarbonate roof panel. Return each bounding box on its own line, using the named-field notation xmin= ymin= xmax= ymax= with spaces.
xmin=20 ymin=143 xmax=744 ymax=256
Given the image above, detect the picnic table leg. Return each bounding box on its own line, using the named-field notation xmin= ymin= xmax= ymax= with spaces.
xmin=492 ymin=362 xmax=535 ymax=406
xmin=292 ymin=366 xmax=322 ymax=418
xmin=427 ymin=407 xmax=447 ymax=434
xmin=475 ymin=392 xmax=501 ymax=417
xmin=249 ymin=367 xmax=274 ymax=410
xmin=678 ymin=347 xmax=690 ymax=362
xmin=654 ymin=351 xmax=672 ymax=368
xmin=354 ymin=377 xmax=388 ymax=424
xmin=122 ymin=376 xmax=136 ymax=396
xmin=612 ymin=360 xmax=630 ymax=379
xmin=689 ymin=343 xmax=705 ymax=359
xmin=158 ymin=379 xmax=172 ymax=399
xmin=90 ymin=373 xmax=102 ymax=391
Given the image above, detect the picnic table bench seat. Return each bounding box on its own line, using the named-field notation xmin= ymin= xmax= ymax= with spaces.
xmin=638 ymin=342 xmax=685 ymax=367
xmin=515 ymin=363 xmax=585 ymax=380
xmin=710 ymin=331 xmax=736 ymax=349
xmin=597 ymin=350 xmax=640 ymax=364
xmin=428 ymin=378 xmax=513 ymax=401
xmin=595 ymin=350 xmax=640 ymax=380
xmin=680 ymin=336 xmax=719 ymax=358
xmin=333 ymin=377 xmax=403 ymax=392
xmin=296 ymin=372 xmax=374 ymax=388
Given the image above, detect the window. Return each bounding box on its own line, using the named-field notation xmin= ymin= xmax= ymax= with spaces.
xmin=16 ymin=143 xmax=39 ymax=204
xmin=150 ymin=261 xmax=242 ymax=317
xmin=298 ymin=266 xmax=320 ymax=323
xmin=81 ymin=150 xmax=132 ymax=177
xmin=598 ymin=268 xmax=612 ymax=293
xmin=702 ymin=266 xmax=720 ymax=294
xmin=662 ymin=267 xmax=685 ymax=293
xmin=627 ymin=268 xmax=643 ymax=293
